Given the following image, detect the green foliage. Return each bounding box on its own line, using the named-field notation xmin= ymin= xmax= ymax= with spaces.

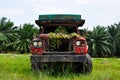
xmin=86 ymin=26 xmax=111 ymax=57
xmin=0 ymin=17 xmax=15 ymax=52
xmin=49 ymin=38 xmax=60 ymax=51
xmin=48 ymin=32 xmax=80 ymax=51
xmin=0 ymin=16 xmax=120 ymax=57
xmin=86 ymin=22 xmax=120 ymax=57
xmin=107 ymin=23 xmax=120 ymax=56
xmin=0 ymin=54 xmax=120 ymax=80
xmin=9 ymin=23 xmax=39 ymax=53
xmin=48 ymin=26 xmax=80 ymax=51
xmin=55 ymin=26 xmax=68 ymax=34
xmin=0 ymin=17 xmax=40 ymax=53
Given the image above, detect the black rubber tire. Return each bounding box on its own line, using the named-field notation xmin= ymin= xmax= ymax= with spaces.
xmin=74 ymin=54 xmax=92 ymax=74
xmin=31 ymin=62 xmax=40 ymax=71
xmin=84 ymin=54 xmax=92 ymax=73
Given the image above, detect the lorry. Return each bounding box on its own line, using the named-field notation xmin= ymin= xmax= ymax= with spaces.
xmin=30 ymin=14 xmax=92 ymax=73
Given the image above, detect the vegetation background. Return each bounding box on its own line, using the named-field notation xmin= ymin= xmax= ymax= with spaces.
xmin=0 ymin=17 xmax=120 ymax=57
xmin=0 ymin=17 xmax=120 ymax=80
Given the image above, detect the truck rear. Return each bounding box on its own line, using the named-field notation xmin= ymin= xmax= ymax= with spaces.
xmin=30 ymin=14 xmax=92 ymax=73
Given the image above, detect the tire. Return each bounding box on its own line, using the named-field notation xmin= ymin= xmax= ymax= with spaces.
xmin=83 ymin=54 xmax=92 ymax=73
xmin=31 ymin=62 xmax=49 ymax=72
xmin=31 ymin=62 xmax=40 ymax=71
xmin=74 ymin=54 xmax=92 ymax=74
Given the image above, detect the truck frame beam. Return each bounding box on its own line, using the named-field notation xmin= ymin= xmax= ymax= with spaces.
xmin=31 ymin=54 xmax=88 ymax=62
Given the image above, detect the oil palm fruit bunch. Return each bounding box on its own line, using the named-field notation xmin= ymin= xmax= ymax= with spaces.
xmin=70 ymin=32 xmax=81 ymax=38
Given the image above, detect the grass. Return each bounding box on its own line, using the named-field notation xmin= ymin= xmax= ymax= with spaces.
xmin=0 ymin=53 xmax=120 ymax=80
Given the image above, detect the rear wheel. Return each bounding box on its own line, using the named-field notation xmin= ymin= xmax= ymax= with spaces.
xmin=31 ymin=62 xmax=39 ymax=71
xmin=74 ymin=54 xmax=92 ymax=74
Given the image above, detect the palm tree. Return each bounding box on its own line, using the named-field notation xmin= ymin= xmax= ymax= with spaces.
xmin=86 ymin=26 xmax=111 ymax=57
xmin=0 ymin=17 xmax=16 ymax=52
xmin=107 ymin=22 xmax=120 ymax=56
xmin=9 ymin=23 xmax=39 ymax=53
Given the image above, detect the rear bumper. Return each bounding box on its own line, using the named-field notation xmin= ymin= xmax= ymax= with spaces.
xmin=30 ymin=54 xmax=88 ymax=62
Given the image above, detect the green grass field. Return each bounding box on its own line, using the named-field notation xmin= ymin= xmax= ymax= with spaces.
xmin=0 ymin=53 xmax=120 ymax=80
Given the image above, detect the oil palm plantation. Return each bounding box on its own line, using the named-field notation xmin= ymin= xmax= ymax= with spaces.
xmin=9 ymin=23 xmax=39 ymax=53
xmin=86 ymin=26 xmax=111 ymax=57
xmin=0 ymin=17 xmax=17 ymax=52
xmin=107 ymin=22 xmax=120 ymax=56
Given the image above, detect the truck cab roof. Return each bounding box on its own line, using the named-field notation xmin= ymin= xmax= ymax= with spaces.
xmin=35 ymin=14 xmax=85 ymax=27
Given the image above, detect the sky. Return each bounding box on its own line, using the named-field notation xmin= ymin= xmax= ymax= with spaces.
xmin=0 ymin=0 xmax=120 ymax=30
